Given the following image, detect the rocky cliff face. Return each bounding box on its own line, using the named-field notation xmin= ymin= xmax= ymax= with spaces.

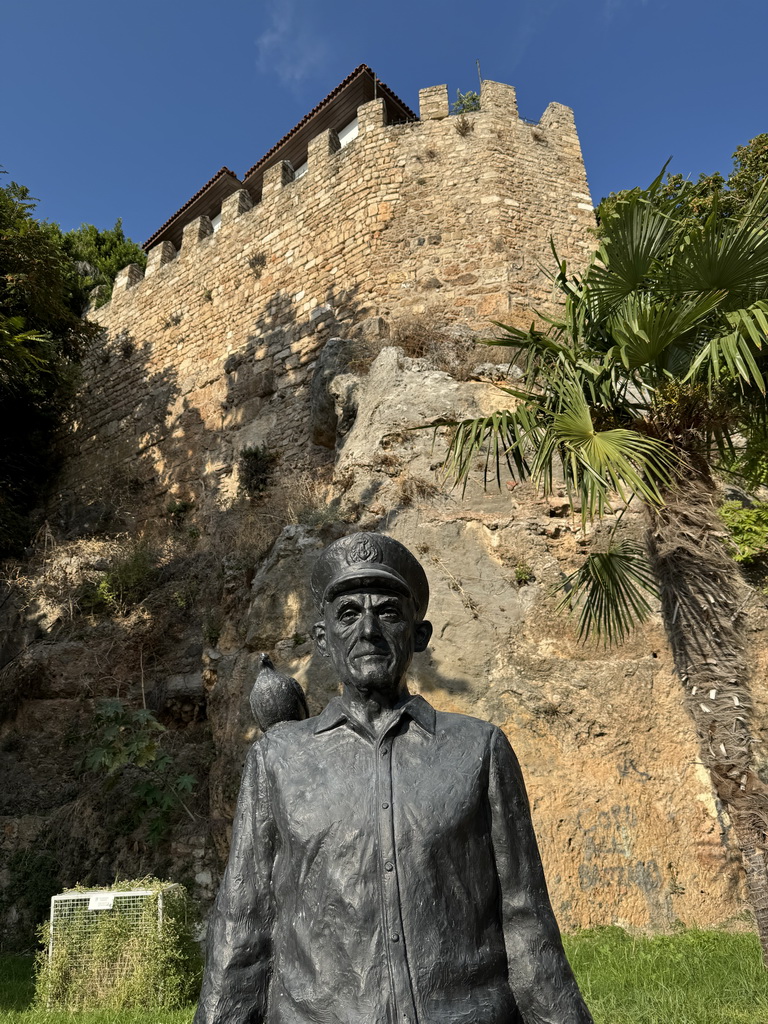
xmin=2 ymin=343 xmax=765 ymax=948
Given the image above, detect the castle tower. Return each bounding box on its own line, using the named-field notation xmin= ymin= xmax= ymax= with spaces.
xmin=62 ymin=66 xmax=594 ymax=507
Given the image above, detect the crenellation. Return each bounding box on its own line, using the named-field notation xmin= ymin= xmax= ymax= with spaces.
xmin=480 ymin=80 xmax=518 ymax=119
xmin=221 ymin=189 xmax=254 ymax=225
xmin=262 ymin=160 xmax=293 ymax=198
xmin=357 ymin=97 xmax=386 ymax=132
xmin=60 ymin=73 xmax=596 ymax=510
xmin=418 ymin=85 xmax=449 ymax=120
xmin=145 ymin=240 xmax=177 ymax=276
xmin=307 ymin=129 xmax=337 ymax=173
xmin=112 ymin=263 xmax=145 ymax=294
xmin=182 ymin=214 xmax=214 ymax=250
xmin=539 ymin=101 xmax=577 ymax=132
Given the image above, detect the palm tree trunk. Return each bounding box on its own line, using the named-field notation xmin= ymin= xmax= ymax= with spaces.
xmin=646 ymin=476 xmax=768 ymax=964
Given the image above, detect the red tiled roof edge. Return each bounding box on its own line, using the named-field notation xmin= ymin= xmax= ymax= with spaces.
xmin=241 ymin=63 xmax=417 ymax=181
xmin=142 ymin=66 xmax=416 ymax=251
xmin=143 ymin=166 xmax=242 ymax=251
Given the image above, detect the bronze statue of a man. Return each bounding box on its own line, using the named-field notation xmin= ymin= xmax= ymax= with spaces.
xmin=195 ymin=533 xmax=593 ymax=1024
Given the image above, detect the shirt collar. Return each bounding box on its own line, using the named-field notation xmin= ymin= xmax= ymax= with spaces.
xmin=313 ymin=692 xmax=436 ymax=736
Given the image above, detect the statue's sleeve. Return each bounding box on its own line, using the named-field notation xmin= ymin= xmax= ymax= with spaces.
xmin=194 ymin=740 xmax=276 ymax=1024
xmin=488 ymin=727 xmax=594 ymax=1024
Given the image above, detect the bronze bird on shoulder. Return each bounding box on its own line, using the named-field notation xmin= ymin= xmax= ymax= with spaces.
xmin=249 ymin=653 xmax=309 ymax=732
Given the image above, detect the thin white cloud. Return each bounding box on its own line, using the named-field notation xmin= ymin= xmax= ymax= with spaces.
xmin=504 ymin=0 xmax=567 ymax=71
xmin=255 ymin=1 xmax=330 ymax=87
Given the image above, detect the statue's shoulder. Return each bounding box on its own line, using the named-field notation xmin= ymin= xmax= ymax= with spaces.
xmin=253 ymin=715 xmax=318 ymax=758
xmin=433 ymin=707 xmax=499 ymax=745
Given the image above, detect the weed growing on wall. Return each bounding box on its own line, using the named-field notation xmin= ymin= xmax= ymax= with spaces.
xmin=34 ymin=880 xmax=201 ymax=1010
xmin=165 ymin=499 xmax=194 ymax=531
xmin=514 ymin=561 xmax=535 ymax=585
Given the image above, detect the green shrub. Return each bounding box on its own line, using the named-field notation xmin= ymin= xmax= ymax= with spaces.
xmin=514 ymin=560 xmax=534 ymax=585
xmin=84 ymin=700 xmax=197 ymax=843
xmin=165 ymin=499 xmax=194 ymax=530
xmin=238 ymin=444 xmax=277 ymax=497
xmin=33 ymin=880 xmax=200 ymax=1010
xmin=78 ymin=544 xmax=158 ymax=615
xmin=719 ymin=500 xmax=768 ymax=563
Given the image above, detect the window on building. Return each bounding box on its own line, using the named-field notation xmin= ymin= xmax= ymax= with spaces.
xmin=337 ymin=116 xmax=359 ymax=149
xmin=211 ymin=211 xmax=222 ymax=232
xmin=293 ymin=160 xmax=308 ymax=181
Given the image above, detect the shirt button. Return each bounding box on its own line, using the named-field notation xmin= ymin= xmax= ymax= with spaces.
xmin=391 ymin=934 xmax=400 ymax=942
xmin=381 ymin=802 xmax=389 ymax=809
xmin=381 ymin=748 xmax=389 ymax=756
xmin=384 ymin=861 xmax=394 ymax=872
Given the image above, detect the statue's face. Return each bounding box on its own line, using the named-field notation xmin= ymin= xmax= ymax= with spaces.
xmin=313 ymin=587 xmax=432 ymax=703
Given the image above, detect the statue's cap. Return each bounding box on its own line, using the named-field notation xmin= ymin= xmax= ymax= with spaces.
xmin=311 ymin=533 xmax=429 ymax=618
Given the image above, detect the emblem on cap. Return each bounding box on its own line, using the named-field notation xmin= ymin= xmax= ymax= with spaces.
xmin=347 ymin=536 xmax=383 ymax=565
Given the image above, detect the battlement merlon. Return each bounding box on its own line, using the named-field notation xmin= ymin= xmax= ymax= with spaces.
xmin=112 ymin=263 xmax=144 ymax=298
xmin=419 ymin=86 xmax=449 ymax=121
xmin=145 ymin=240 xmax=177 ymax=277
xmin=98 ymin=77 xmax=592 ymax=314
xmin=221 ymin=189 xmax=253 ymax=227
xmin=480 ymin=80 xmax=518 ymax=119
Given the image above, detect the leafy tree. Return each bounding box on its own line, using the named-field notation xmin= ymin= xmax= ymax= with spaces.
xmin=601 ymin=134 xmax=768 ymax=224
xmin=59 ymin=219 xmax=146 ymax=310
xmin=0 ymin=176 xmax=96 ymax=556
xmin=451 ymin=89 xmax=481 ymax=114
xmin=84 ymin=699 xmax=198 ymax=843
xmin=0 ymin=178 xmax=93 ymax=349
xmin=439 ymin=175 xmax=768 ymax=959
xmin=0 ymin=175 xmax=144 ymax=554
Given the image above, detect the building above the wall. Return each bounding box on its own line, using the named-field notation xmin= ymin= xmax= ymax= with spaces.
xmin=143 ymin=65 xmax=416 ymax=252
xmin=66 ymin=72 xmax=596 ymax=509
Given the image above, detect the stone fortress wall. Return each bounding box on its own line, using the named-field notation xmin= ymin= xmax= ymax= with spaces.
xmin=60 ymin=78 xmax=594 ymax=508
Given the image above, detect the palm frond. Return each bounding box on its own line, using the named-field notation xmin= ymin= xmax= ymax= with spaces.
xmin=438 ymin=405 xmax=543 ymax=493
xmin=556 ymin=542 xmax=659 ymax=645
xmin=549 ymin=384 xmax=677 ymax=518
xmin=686 ymin=301 xmax=768 ymax=394
xmin=663 ymin=186 xmax=768 ymax=298
xmin=609 ymin=291 xmax=725 ymax=371
xmin=588 ymin=196 xmax=677 ymax=315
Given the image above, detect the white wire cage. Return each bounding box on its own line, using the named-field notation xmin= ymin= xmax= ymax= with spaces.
xmin=44 ymin=884 xmax=186 ymax=1007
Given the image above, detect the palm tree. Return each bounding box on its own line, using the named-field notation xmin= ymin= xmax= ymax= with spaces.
xmin=440 ymin=176 xmax=768 ymax=959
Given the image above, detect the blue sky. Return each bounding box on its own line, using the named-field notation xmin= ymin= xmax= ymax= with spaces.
xmin=4 ymin=0 xmax=767 ymax=246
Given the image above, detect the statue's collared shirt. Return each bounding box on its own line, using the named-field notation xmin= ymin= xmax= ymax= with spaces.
xmin=195 ymin=694 xmax=593 ymax=1024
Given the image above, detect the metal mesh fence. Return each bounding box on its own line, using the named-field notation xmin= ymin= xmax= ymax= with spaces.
xmin=49 ymin=888 xmax=174 ymax=968
xmin=41 ymin=885 xmax=192 ymax=1009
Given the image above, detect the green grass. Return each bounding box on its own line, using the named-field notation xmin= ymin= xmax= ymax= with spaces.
xmin=0 ymin=957 xmax=193 ymax=1024
xmin=564 ymin=927 xmax=768 ymax=1024
xmin=3 ymin=928 xmax=768 ymax=1023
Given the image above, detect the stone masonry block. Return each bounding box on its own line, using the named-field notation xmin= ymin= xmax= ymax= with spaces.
xmin=221 ymin=189 xmax=254 ymax=226
xmin=357 ymin=98 xmax=385 ymax=133
xmin=262 ymin=161 xmax=292 ymax=199
xmin=419 ymin=85 xmax=449 ymax=120
xmin=540 ymin=102 xmax=577 ymax=133
xmin=112 ymin=264 xmax=144 ymax=294
xmin=145 ymin=240 xmax=177 ymax=277
xmin=308 ymin=130 xmax=337 ymax=173
xmin=480 ymin=80 xmax=518 ymax=119
xmin=182 ymin=215 xmax=213 ymax=249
